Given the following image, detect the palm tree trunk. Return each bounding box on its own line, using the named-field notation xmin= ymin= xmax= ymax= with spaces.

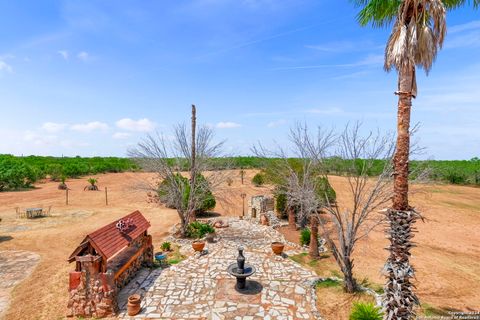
xmin=384 ymin=66 xmax=420 ymax=319
xmin=392 ymin=69 xmax=413 ymax=211
xmin=309 ymin=215 xmax=319 ymax=259
xmin=288 ymin=206 xmax=296 ymax=230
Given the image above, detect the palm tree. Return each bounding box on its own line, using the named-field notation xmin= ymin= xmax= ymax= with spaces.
xmin=352 ymin=0 xmax=478 ymax=318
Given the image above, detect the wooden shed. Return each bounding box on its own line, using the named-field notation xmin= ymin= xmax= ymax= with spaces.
xmin=67 ymin=210 xmax=154 ymax=318
xmin=68 ymin=210 xmax=152 ymax=279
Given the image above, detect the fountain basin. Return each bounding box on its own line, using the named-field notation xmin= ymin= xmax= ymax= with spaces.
xmin=227 ymin=263 xmax=256 ymax=290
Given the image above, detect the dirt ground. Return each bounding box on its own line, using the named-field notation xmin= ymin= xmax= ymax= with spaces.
xmin=0 ymin=170 xmax=479 ymax=319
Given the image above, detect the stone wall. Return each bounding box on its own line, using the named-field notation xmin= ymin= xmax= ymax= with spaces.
xmin=247 ymin=195 xmax=274 ymax=221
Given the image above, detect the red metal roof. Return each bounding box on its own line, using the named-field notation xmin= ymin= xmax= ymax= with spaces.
xmin=69 ymin=210 xmax=151 ymax=262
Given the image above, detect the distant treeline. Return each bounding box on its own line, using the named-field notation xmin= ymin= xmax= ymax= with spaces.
xmin=1 ymin=155 xmax=479 ymax=191
xmin=0 ymin=155 xmax=138 ymax=191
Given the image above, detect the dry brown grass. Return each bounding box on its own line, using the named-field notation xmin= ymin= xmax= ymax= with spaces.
xmin=0 ymin=170 xmax=479 ymax=319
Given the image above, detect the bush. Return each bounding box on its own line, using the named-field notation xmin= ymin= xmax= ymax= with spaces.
xmin=161 ymin=241 xmax=171 ymax=251
xmin=186 ymin=221 xmax=215 ymax=239
xmin=300 ymin=228 xmax=311 ymax=246
xmin=316 ymin=176 xmax=336 ymax=204
xmin=275 ymin=192 xmax=287 ymax=218
xmin=349 ymin=302 xmax=383 ymax=320
xmin=157 ymin=173 xmax=216 ymax=213
xmin=444 ymin=170 xmax=467 ymax=185
xmin=226 ymin=177 xmax=233 ymax=186
xmin=252 ymin=173 xmax=265 ymax=187
xmin=0 ymin=156 xmax=38 ymax=191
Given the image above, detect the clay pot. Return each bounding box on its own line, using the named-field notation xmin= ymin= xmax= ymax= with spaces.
xmin=271 ymin=242 xmax=284 ymax=255
xmin=192 ymin=240 xmax=205 ymax=252
xmin=260 ymin=214 xmax=269 ymax=226
xmin=127 ymin=294 xmax=141 ymax=316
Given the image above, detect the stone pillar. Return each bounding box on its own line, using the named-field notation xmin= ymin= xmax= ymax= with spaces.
xmin=67 ymin=255 xmax=116 ymax=318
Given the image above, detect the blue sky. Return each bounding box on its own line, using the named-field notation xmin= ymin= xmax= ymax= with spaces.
xmin=0 ymin=0 xmax=478 ymax=159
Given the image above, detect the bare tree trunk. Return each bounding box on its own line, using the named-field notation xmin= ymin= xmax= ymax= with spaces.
xmin=343 ymin=256 xmax=356 ymax=293
xmin=329 ymin=241 xmax=357 ymax=293
xmin=188 ymin=104 xmax=197 ymax=224
xmin=309 ymin=215 xmax=319 ymax=259
xmin=288 ymin=206 xmax=296 ymax=230
xmin=384 ymin=66 xmax=420 ymax=319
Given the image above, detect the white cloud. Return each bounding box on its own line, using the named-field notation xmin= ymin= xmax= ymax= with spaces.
xmin=216 ymin=121 xmax=242 ymax=129
xmin=23 ymin=131 xmax=58 ymax=146
xmin=41 ymin=122 xmax=67 ymax=133
xmin=112 ymin=132 xmax=131 ymax=139
xmin=267 ymin=119 xmax=287 ymax=128
xmin=71 ymin=121 xmax=108 ymax=133
xmin=449 ymin=20 xmax=480 ymax=34
xmin=58 ymin=50 xmax=69 ymax=60
xmin=0 ymin=60 xmax=13 ymax=73
xmin=116 ymin=118 xmax=156 ymax=132
xmin=77 ymin=51 xmax=89 ymax=61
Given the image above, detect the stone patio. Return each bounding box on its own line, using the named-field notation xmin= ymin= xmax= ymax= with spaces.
xmin=0 ymin=250 xmax=40 ymax=319
xmin=118 ymin=218 xmax=321 ymax=320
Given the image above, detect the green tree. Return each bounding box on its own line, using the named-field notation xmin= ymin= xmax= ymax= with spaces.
xmin=352 ymin=0 xmax=478 ymax=318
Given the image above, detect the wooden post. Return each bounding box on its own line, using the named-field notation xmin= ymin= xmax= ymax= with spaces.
xmin=105 ymin=187 xmax=108 ymax=206
xmin=66 ymin=189 xmax=69 ymax=205
xmin=241 ymin=193 xmax=246 ymax=218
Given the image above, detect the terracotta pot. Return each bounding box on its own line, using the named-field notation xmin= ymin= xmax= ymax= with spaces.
xmin=127 ymin=294 xmax=141 ymax=316
xmin=260 ymin=215 xmax=269 ymax=226
xmin=192 ymin=241 xmax=205 ymax=252
xmin=271 ymin=242 xmax=284 ymax=255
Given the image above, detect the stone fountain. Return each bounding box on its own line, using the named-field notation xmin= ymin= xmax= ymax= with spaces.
xmin=227 ymin=246 xmax=256 ymax=290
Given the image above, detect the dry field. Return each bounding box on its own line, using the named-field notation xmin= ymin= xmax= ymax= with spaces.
xmin=0 ymin=170 xmax=479 ymax=319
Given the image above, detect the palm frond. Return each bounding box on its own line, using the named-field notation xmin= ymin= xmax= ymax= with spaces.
xmin=351 ymin=0 xmax=402 ymax=27
xmin=353 ymin=0 xmax=478 ymax=28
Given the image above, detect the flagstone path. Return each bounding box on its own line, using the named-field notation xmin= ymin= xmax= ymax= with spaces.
xmin=0 ymin=250 xmax=40 ymax=319
xmin=118 ymin=219 xmax=321 ymax=320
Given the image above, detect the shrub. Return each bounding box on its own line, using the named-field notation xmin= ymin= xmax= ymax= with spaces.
xmin=349 ymin=302 xmax=383 ymax=320
xmin=0 ymin=156 xmax=37 ymax=191
xmin=226 ymin=177 xmax=233 ymax=186
xmin=274 ymin=191 xmax=287 ymax=218
xmin=316 ymin=176 xmax=336 ymax=204
xmin=186 ymin=221 xmax=215 ymax=239
xmin=157 ymin=173 xmax=216 ymax=213
xmin=300 ymin=228 xmax=311 ymax=246
xmin=252 ymin=173 xmax=265 ymax=187
xmin=444 ymin=170 xmax=467 ymax=185
xmin=87 ymin=178 xmax=97 ymax=186
xmin=46 ymin=163 xmax=63 ymax=181
xmin=161 ymin=241 xmax=171 ymax=251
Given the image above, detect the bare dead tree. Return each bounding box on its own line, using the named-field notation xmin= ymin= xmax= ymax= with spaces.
xmin=128 ymin=107 xmax=229 ymax=237
xmin=318 ymin=122 xmax=395 ymax=293
xmin=253 ymin=122 xmax=336 ymax=258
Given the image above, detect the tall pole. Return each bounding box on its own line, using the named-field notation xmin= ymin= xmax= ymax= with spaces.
xmin=66 ymin=189 xmax=69 ymax=205
xmin=188 ymin=104 xmax=197 ymax=223
xmin=241 ymin=193 xmax=246 ymax=219
xmin=105 ymin=187 xmax=108 ymax=206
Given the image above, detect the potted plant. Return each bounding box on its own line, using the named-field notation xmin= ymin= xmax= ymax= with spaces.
xmin=271 ymin=241 xmax=284 ymax=255
xmin=84 ymin=178 xmax=99 ymax=191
